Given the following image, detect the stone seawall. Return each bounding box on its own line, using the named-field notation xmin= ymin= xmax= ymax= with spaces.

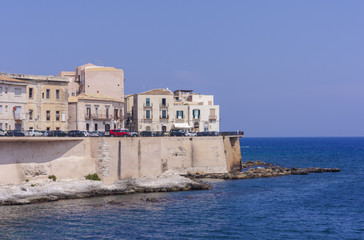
xmin=0 ymin=136 xmax=242 ymax=185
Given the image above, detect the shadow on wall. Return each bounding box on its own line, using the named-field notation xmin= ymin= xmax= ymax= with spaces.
xmin=0 ymin=140 xmax=84 ymax=165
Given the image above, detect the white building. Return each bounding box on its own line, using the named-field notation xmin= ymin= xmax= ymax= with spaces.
xmin=125 ymin=89 xmax=220 ymax=133
xmin=0 ymin=76 xmax=27 ymax=130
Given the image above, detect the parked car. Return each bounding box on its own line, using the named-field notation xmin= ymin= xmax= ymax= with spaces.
xmin=140 ymin=131 xmax=153 ymax=137
xmin=47 ymin=130 xmax=68 ymax=137
xmin=169 ymin=129 xmax=186 ymax=136
xmin=81 ymin=131 xmax=91 ymax=137
xmin=108 ymin=129 xmax=130 ymax=137
xmin=25 ymin=129 xmax=43 ymax=137
xmin=7 ymin=130 xmax=25 ymax=137
xmin=0 ymin=129 xmax=6 ymax=136
xmin=90 ymin=131 xmax=105 ymax=137
xmin=129 ymin=132 xmax=139 ymax=137
xmin=197 ymin=131 xmax=219 ymax=136
xmin=186 ymin=131 xmax=197 ymax=137
xmin=68 ymin=130 xmax=85 ymax=137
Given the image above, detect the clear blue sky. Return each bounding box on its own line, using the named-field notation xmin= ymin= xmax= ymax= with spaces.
xmin=1 ymin=1 xmax=363 ymax=137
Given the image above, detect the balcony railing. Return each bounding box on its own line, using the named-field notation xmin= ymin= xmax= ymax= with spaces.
xmin=209 ymin=115 xmax=217 ymax=121
xmin=143 ymin=103 xmax=153 ymax=108
xmin=175 ymin=117 xmax=185 ymax=122
xmin=143 ymin=116 xmax=152 ymax=121
xmin=85 ymin=114 xmax=113 ymax=120
xmin=159 ymin=103 xmax=169 ymax=108
xmin=160 ymin=115 xmax=169 ymax=120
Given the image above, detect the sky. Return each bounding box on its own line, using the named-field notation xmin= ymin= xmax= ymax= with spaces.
xmin=1 ymin=0 xmax=363 ymax=137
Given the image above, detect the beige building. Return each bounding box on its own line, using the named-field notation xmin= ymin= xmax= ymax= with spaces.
xmin=68 ymin=93 xmax=123 ymax=131
xmin=0 ymin=73 xmax=69 ymax=131
xmin=125 ymin=89 xmax=174 ymax=132
xmin=125 ymin=89 xmax=220 ymax=133
xmin=0 ymin=76 xmax=27 ymax=130
xmin=59 ymin=63 xmax=126 ymax=131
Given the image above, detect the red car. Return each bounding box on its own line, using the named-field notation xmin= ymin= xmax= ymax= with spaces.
xmin=108 ymin=129 xmax=130 ymax=137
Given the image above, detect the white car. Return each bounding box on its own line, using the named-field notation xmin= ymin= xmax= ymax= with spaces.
xmin=25 ymin=129 xmax=43 ymax=137
xmin=0 ymin=129 xmax=6 ymax=136
xmin=186 ymin=131 xmax=197 ymax=137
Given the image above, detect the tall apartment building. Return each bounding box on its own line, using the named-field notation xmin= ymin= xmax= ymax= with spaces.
xmin=0 ymin=73 xmax=69 ymax=131
xmin=125 ymin=89 xmax=220 ymax=133
xmin=125 ymin=89 xmax=174 ymax=132
xmin=64 ymin=63 xmax=125 ymax=131
xmin=0 ymin=75 xmax=27 ymax=130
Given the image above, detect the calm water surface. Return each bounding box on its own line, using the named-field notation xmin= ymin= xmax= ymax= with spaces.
xmin=0 ymin=137 xmax=363 ymax=239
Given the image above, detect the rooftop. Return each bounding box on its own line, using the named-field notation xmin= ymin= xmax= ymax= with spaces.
xmin=68 ymin=93 xmax=123 ymax=103
xmin=139 ymin=88 xmax=173 ymax=95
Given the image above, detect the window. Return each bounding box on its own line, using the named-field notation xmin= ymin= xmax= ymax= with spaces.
xmin=0 ymin=105 xmax=2 ymax=113
xmin=193 ymin=109 xmax=200 ymax=119
xmin=146 ymin=110 xmax=151 ymax=119
xmin=162 ymin=98 xmax=166 ymax=106
xmin=5 ymin=123 xmax=8 ymax=130
xmin=86 ymin=123 xmax=89 ymax=131
xmin=46 ymin=111 xmax=50 ymax=121
xmin=176 ymin=110 xmax=184 ymax=119
xmin=95 ymin=123 xmax=98 ymax=131
xmin=86 ymin=107 xmax=91 ymax=118
xmin=161 ymin=110 xmax=167 ymax=119
xmin=94 ymin=106 xmax=99 ymax=118
xmin=106 ymin=107 xmax=109 ymax=118
xmin=146 ymin=126 xmax=151 ymax=131
xmin=0 ymin=87 xmax=2 ymax=94
xmin=114 ymin=109 xmax=118 ymax=119
xmin=29 ymin=88 xmax=33 ymax=99
xmin=5 ymin=105 xmax=8 ymax=112
xmin=47 ymin=127 xmax=50 ymax=131
xmin=46 ymin=89 xmax=50 ymax=99
xmin=146 ymin=98 xmax=150 ymax=107
xmin=56 ymin=89 xmax=60 ymax=100
xmin=5 ymin=87 xmax=8 ymax=93
xmin=56 ymin=111 xmax=60 ymax=121
xmin=0 ymin=123 xmax=2 ymax=129
xmin=29 ymin=109 xmax=33 ymax=120
xmin=42 ymin=92 xmax=44 ymax=99
xmin=14 ymin=88 xmax=21 ymax=96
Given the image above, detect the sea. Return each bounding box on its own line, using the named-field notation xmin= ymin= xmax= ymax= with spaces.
xmin=0 ymin=137 xmax=363 ymax=240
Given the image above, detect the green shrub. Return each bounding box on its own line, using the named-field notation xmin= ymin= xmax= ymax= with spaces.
xmin=48 ymin=175 xmax=57 ymax=181
xmin=31 ymin=184 xmax=35 ymax=187
xmin=85 ymin=173 xmax=101 ymax=181
xmin=25 ymin=179 xmax=29 ymax=182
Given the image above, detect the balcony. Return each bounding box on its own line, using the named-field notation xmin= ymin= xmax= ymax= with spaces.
xmin=85 ymin=114 xmax=113 ymax=120
xmin=160 ymin=115 xmax=169 ymax=120
xmin=192 ymin=116 xmax=200 ymax=121
xmin=159 ymin=103 xmax=169 ymax=108
xmin=209 ymin=115 xmax=217 ymax=121
xmin=143 ymin=103 xmax=153 ymax=108
xmin=143 ymin=116 xmax=152 ymax=122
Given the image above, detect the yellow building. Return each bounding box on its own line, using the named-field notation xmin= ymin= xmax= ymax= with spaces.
xmin=0 ymin=73 xmax=69 ymax=131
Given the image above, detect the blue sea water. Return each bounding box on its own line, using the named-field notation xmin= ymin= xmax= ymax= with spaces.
xmin=0 ymin=137 xmax=363 ymax=240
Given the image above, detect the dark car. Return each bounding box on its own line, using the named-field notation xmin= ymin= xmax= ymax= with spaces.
xmin=68 ymin=130 xmax=85 ymax=137
xmin=6 ymin=130 xmax=25 ymax=136
xmin=47 ymin=130 xmax=68 ymax=137
xmin=140 ymin=131 xmax=153 ymax=137
xmin=197 ymin=131 xmax=219 ymax=136
xmin=169 ymin=129 xmax=186 ymax=136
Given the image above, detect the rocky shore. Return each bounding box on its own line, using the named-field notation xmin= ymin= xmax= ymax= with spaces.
xmin=0 ymin=173 xmax=210 ymax=205
xmin=185 ymin=160 xmax=340 ymax=180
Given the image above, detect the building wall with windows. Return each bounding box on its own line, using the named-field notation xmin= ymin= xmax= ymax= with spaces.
xmin=125 ymin=89 xmax=174 ymax=132
xmin=0 ymin=73 xmax=69 ymax=131
xmin=0 ymin=76 xmax=27 ymax=131
xmin=68 ymin=93 xmax=124 ymax=131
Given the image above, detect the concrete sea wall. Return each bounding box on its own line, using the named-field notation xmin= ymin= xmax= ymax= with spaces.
xmin=0 ymin=136 xmax=242 ymax=185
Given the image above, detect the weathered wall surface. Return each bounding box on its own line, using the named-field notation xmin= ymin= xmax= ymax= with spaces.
xmin=0 ymin=136 xmax=242 ymax=185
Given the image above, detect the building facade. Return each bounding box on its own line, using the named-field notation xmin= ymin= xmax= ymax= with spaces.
xmin=125 ymin=89 xmax=220 ymax=133
xmin=0 ymin=73 xmax=69 ymax=131
xmin=68 ymin=93 xmax=123 ymax=131
xmin=125 ymin=89 xmax=174 ymax=132
xmin=0 ymin=76 xmax=27 ymax=130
